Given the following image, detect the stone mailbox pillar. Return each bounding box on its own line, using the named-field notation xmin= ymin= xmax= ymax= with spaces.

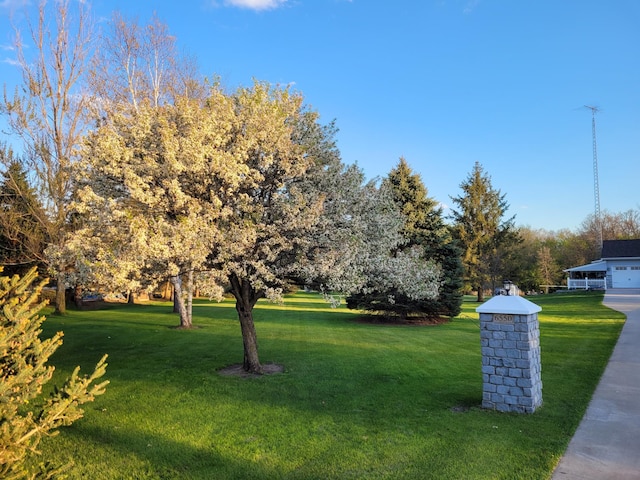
xmin=476 ymin=295 xmax=542 ymax=413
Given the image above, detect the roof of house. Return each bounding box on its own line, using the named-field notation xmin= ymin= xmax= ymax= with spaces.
xmin=564 ymin=260 xmax=608 ymax=273
xmin=601 ymin=239 xmax=640 ymax=259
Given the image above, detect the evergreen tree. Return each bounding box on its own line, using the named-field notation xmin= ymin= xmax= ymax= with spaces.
xmin=347 ymin=158 xmax=463 ymax=319
xmin=450 ymin=162 xmax=517 ymax=301
xmin=0 ymin=151 xmax=48 ymax=275
xmin=0 ymin=267 xmax=108 ymax=479
xmin=387 ymin=157 xmax=442 ymax=243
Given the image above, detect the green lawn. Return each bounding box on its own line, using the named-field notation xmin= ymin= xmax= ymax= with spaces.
xmin=34 ymin=291 xmax=624 ymax=479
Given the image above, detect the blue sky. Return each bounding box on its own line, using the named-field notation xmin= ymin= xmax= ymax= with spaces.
xmin=1 ymin=0 xmax=639 ymax=232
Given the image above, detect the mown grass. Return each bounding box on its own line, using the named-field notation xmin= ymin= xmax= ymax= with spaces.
xmin=33 ymin=291 xmax=624 ymax=479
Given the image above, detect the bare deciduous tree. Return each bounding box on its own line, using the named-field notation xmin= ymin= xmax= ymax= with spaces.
xmin=88 ymin=12 xmax=203 ymax=115
xmin=1 ymin=0 xmax=93 ymax=314
xmin=536 ymin=245 xmax=557 ymax=287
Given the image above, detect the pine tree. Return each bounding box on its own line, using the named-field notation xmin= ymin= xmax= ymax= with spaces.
xmin=347 ymin=158 xmax=463 ymax=319
xmin=0 ymin=267 xmax=108 ymax=479
xmin=0 ymin=151 xmax=49 ymax=275
xmin=450 ymin=162 xmax=517 ymax=301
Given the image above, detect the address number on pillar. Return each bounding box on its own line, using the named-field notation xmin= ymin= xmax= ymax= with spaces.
xmin=493 ymin=314 xmax=514 ymax=324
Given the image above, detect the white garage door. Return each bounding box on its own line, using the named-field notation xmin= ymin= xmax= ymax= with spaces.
xmin=612 ymin=266 xmax=640 ymax=288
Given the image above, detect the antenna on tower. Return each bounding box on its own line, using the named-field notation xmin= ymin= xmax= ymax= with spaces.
xmin=585 ymin=105 xmax=602 ymax=253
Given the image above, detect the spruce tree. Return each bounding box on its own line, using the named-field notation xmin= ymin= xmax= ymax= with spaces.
xmin=450 ymin=162 xmax=517 ymax=301
xmin=0 ymin=267 xmax=108 ymax=479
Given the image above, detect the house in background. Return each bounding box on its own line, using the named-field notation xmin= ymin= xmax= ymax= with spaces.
xmin=565 ymin=239 xmax=640 ymax=290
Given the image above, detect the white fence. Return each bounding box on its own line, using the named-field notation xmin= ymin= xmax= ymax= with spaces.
xmin=567 ymin=278 xmax=606 ymax=290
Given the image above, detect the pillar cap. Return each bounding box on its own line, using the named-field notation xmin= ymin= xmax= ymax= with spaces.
xmin=476 ymin=295 xmax=541 ymax=315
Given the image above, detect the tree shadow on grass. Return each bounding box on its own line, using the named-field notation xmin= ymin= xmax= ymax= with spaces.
xmin=218 ymin=362 xmax=285 ymax=378
xmin=54 ymin=422 xmax=279 ymax=480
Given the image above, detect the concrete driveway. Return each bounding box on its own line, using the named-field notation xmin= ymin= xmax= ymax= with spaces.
xmin=552 ymin=289 xmax=640 ymax=479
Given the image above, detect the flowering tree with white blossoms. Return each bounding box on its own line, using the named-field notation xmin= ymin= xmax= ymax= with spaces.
xmin=72 ymin=89 xmax=241 ymax=327
xmin=205 ymin=85 xmax=442 ymax=372
xmin=346 ymin=158 xmax=461 ymax=320
xmin=72 ymin=79 xmax=443 ymax=373
xmin=205 ymin=82 xmax=322 ymax=372
xmin=301 ymin=170 xmax=443 ymax=311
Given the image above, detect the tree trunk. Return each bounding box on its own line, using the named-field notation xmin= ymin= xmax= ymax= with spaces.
xmin=54 ymin=273 xmax=66 ymax=315
xmin=186 ymin=268 xmax=193 ymax=325
xmin=73 ymin=284 xmax=83 ymax=308
xmin=170 ymin=275 xmax=192 ymax=328
xmin=236 ymin=299 xmax=262 ymax=373
xmin=162 ymin=280 xmax=173 ymax=300
xmin=173 ymin=291 xmax=179 ymax=313
xmin=476 ymin=286 xmax=485 ymax=302
xmin=128 ymin=290 xmax=135 ymax=304
xmin=230 ymin=274 xmax=262 ymax=374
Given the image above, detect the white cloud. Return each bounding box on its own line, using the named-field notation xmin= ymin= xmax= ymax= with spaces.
xmin=2 ymin=57 xmax=20 ymax=66
xmin=463 ymin=0 xmax=480 ymax=14
xmin=223 ymin=0 xmax=287 ymax=11
xmin=0 ymin=0 xmax=29 ymax=11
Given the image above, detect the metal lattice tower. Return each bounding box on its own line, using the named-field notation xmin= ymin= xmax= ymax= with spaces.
xmin=585 ymin=105 xmax=602 ymax=251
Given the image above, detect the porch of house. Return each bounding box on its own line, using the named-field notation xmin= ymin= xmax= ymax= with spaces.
xmin=566 ymin=277 xmax=607 ymax=290
xmin=565 ymin=260 xmax=608 ymax=290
